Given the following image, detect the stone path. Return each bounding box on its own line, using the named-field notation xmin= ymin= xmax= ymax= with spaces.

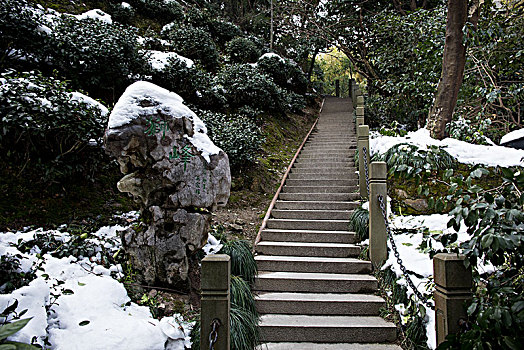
xmin=254 ymin=97 xmax=401 ymax=349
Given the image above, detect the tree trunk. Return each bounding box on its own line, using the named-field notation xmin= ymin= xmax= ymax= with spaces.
xmin=426 ymin=0 xmax=468 ymax=140
xmin=307 ymin=47 xmax=320 ymax=82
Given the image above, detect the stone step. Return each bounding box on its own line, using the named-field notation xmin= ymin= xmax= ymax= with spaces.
xmin=285 ymin=179 xmax=357 ymax=187
xmin=278 ymin=193 xmax=359 ymax=201
xmin=258 ymin=343 xmax=402 ymax=350
xmin=274 ymin=200 xmax=359 ymax=210
xmin=282 ymin=186 xmax=357 ymax=194
xmin=259 ymin=314 xmax=397 ymax=343
xmin=302 ymin=146 xmax=357 ymax=151
xmin=256 ymin=241 xmax=360 ymax=257
xmin=266 ymin=218 xmax=350 ymax=231
xmin=259 ymin=229 xmax=357 ymax=243
xmin=255 ymin=271 xmax=378 ymax=293
xmin=271 ymin=209 xmax=351 ymax=220
xmin=256 ymin=292 xmax=384 ymax=315
xmin=290 ymin=167 xmax=355 ymax=174
xmin=287 ymin=173 xmax=357 ymax=180
xmin=255 ymin=255 xmax=371 ymax=273
xmin=296 ymin=157 xmax=353 ymax=162
xmin=293 ymin=162 xmax=353 ymax=169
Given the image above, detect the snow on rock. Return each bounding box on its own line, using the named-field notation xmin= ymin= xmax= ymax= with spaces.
xmin=500 ymin=128 xmax=524 ymax=145
xmin=259 ymin=52 xmax=284 ymax=61
xmin=107 ymin=81 xmax=221 ymax=162
xmin=148 ymin=50 xmax=194 ymax=70
xmin=70 ymin=92 xmax=109 ymax=117
xmin=74 ymin=9 xmax=113 ymax=24
xmin=121 ymin=2 xmax=132 ymax=9
xmin=203 ymin=233 xmax=223 ymax=255
xmin=371 ymin=128 xmax=524 ymax=167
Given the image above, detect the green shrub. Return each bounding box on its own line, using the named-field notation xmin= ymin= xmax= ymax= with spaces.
xmin=216 ymin=64 xmax=285 ymax=113
xmin=47 ymin=15 xmax=149 ymax=100
xmin=257 ymin=54 xmax=308 ymax=94
xmin=282 ymin=89 xmax=306 ymax=113
xmin=108 ymin=2 xmax=135 ymax=25
xmin=0 ymin=0 xmax=47 ymax=67
xmin=151 ymin=56 xmax=204 ymax=102
xmin=446 ymin=116 xmax=493 ymax=145
xmin=230 ymin=306 xmax=260 ymax=350
xmin=0 ymin=254 xmax=36 ymax=294
xmin=226 ymin=38 xmax=261 ymax=63
xmin=125 ymin=0 xmax=183 ymax=24
xmin=163 ymin=25 xmax=219 ymax=71
xmin=199 ymin=110 xmax=263 ymax=167
xmin=231 ymin=276 xmax=257 ymax=316
xmin=0 ymin=70 xmax=107 ymax=182
xmin=209 ymin=20 xmax=242 ymax=47
xmin=379 ymin=121 xmax=408 ymax=137
xmin=349 ymin=207 xmax=369 ymax=241
xmin=218 ymin=239 xmax=257 ymax=284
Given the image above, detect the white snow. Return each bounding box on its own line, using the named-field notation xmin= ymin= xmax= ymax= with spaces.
xmin=74 ymin=9 xmax=113 ymax=24
xmin=371 ymin=128 xmax=524 ymax=167
xmin=121 ymin=2 xmax=132 ymax=9
xmin=259 ymin=52 xmax=284 ymax=62
xmin=0 ymin=214 xmax=194 ymax=349
xmin=148 ymin=50 xmax=194 ymax=70
xmin=500 ymin=128 xmax=524 ymax=145
xmin=107 ymin=81 xmax=221 ymax=162
xmin=202 ymin=233 xmax=223 ymax=255
xmin=70 ymin=92 xmax=109 ymax=117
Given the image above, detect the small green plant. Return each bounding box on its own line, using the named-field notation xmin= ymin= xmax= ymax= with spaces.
xmin=379 ymin=121 xmax=408 ymax=137
xmin=349 ymin=207 xmax=369 ymax=241
xmin=218 ymin=240 xmax=257 ymax=285
xmin=230 ymin=276 xmax=257 ymax=316
xmin=0 ymin=300 xmax=39 ymax=349
xmin=225 ymin=38 xmax=260 ymax=64
xmin=0 ymin=255 xmax=35 ymax=294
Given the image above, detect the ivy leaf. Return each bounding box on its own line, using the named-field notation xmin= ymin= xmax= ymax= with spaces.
xmin=79 ymin=320 xmax=90 ymax=326
xmin=0 ymin=318 xmax=33 ymax=341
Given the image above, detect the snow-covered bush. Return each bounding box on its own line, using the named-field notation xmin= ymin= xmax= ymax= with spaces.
xmin=163 ymin=25 xmax=219 ymax=70
xmin=48 ymin=16 xmax=148 ymax=99
xmin=198 ymin=110 xmax=263 ymax=167
xmin=108 ymin=2 xmax=135 ymax=25
xmin=125 ymin=0 xmax=183 ymax=24
xmin=0 ymin=0 xmax=47 ymax=65
xmin=151 ymin=56 xmax=204 ymax=102
xmin=257 ymin=54 xmax=308 ymax=94
xmin=225 ymin=38 xmax=260 ymax=63
xmin=0 ymin=71 xmax=107 ymax=182
xmin=282 ymin=89 xmax=306 ymax=113
xmin=447 ymin=116 xmax=494 ymax=145
xmin=216 ymin=64 xmax=285 ymax=113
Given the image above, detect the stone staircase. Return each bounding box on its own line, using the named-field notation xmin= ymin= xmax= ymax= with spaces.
xmin=254 ymin=97 xmax=401 ymax=349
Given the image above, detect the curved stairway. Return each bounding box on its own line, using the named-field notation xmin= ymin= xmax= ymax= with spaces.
xmin=254 ymin=97 xmax=401 ymax=349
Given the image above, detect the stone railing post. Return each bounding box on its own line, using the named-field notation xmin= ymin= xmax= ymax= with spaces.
xmin=201 ymin=254 xmax=231 ymax=350
xmin=356 ymin=105 xmax=364 ymax=129
xmin=335 ymin=79 xmax=340 ymax=97
xmin=369 ymin=161 xmax=387 ymax=267
xmin=356 ymin=95 xmax=364 ymax=108
xmin=434 ymin=253 xmax=472 ymax=347
xmin=357 ymin=125 xmax=370 ymax=199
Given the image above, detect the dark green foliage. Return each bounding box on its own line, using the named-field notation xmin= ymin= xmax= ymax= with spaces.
xmin=433 ymin=166 xmax=524 ymax=348
xmin=349 ymin=207 xmax=369 ymax=241
xmin=0 ymin=0 xmax=46 ymax=68
xmin=218 ymin=240 xmax=257 ymax=285
xmin=216 ymin=64 xmax=284 ymax=113
xmin=46 ymin=15 xmax=148 ymax=99
xmin=378 ymin=143 xmax=456 ymax=180
xmin=257 ymin=54 xmax=308 ymax=94
xmin=151 ymin=57 xmax=204 ymax=102
xmin=107 ymin=2 xmax=135 ymax=25
xmin=0 ymin=255 xmax=35 ymax=294
xmin=209 ymin=20 xmax=242 ymax=47
xmin=230 ymin=306 xmax=260 ymax=350
xmin=0 ymin=70 xmax=107 ymax=182
xmin=199 ymin=110 xmax=263 ymax=167
xmin=125 ymin=0 xmax=183 ymax=24
xmin=0 ymin=301 xmax=38 ymax=349
xmin=163 ymin=25 xmax=219 ymax=71
xmin=226 ymin=38 xmax=261 ymax=63
xmin=230 ymin=276 xmax=257 ymax=316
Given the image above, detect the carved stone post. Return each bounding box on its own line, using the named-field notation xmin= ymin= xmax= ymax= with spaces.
xmin=335 ymin=79 xmax=340 ymax=97
xmin=369 ymin=162 xmax=387 ymax=267
xmin=357 ymin=95 xmax=364 ymax=108
xmin=357 ymin=125 xmax=370 ymax=199
xmin=434 ymin=253 xmax=472 ymax=346
xmin=201 ymin=254 xmax=231 ymax=350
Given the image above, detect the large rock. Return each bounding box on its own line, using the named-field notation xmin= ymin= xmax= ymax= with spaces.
xmin=104 ymin=81 xmax=230 ymax=293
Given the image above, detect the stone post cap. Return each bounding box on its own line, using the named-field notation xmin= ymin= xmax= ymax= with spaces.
xmin=370 ymin=162 xmax=387 ymax=180
xmin=433 ymin=253 xmax=472 ymax=289
xmin=201 ymin=254 xmax=231 ymax=291
xmin=357 ymin=125 xmax=369 ymax=138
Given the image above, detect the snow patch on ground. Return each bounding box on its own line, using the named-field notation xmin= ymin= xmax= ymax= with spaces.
xmin=74 ymin=9 xmax=113 ymax=24
xmin=371 ymin=128 xmax=524 ymax=167
xmin=0 ymin=213 xmax=193 ymax=349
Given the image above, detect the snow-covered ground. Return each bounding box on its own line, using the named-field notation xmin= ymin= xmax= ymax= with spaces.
xmin=0 ymin=211 xmax=224 ymax=349
xmin=369 ymin=129 xmax=521 ymax=349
